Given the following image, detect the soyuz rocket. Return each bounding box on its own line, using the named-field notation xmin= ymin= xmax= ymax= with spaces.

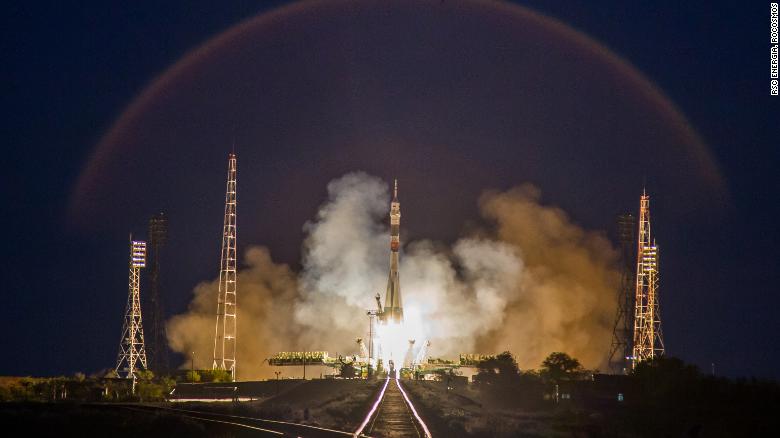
xmin=380 ymin=179 xmax=403 ymax=324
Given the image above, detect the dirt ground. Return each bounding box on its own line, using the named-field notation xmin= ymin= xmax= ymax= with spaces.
xmin=182 ymin=378 xmax=383 ymax=432
xmin=402 ymin=380 xmax=572 ymax=438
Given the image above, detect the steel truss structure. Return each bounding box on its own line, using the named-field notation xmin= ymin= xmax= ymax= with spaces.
xmin=608 ymin=213 xmax=636 ymax=374
xmin=213 ymin=153 xmax=237 ymax=380
xmin=116 ymin=239 xmax=148 ymax=385
xmin=146 ymin=212 xmax=168 ymax=373
xmin=631 ymin=191 xmax=665 ymax=367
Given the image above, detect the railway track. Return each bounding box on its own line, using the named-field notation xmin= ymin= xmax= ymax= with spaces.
xmin=89 ymin=378 xmax=431 ymax=437
xmin=354 ymin=378 xmax=432 ymax=438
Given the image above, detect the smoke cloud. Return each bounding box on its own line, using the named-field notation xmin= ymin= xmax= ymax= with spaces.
xmin=295 ymin=172 xmax=388 ymax=347
xmin=167 ymin=173 xmax=618 ymax=378
xmin=476 ymin=185 xmax=619 ymax=368
xmin=167 ymin=247 xmax=301 ymax=371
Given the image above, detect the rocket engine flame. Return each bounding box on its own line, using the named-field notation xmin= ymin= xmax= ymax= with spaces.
xmin=375 ymin=321 xmax=408 ymax=378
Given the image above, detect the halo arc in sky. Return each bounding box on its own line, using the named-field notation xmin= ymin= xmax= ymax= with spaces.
xmin=70 ymin=0 xmax=726 ymax=239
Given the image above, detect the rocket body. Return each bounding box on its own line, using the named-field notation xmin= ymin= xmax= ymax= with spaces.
xmin=382 ymin=180 xmax=403 ymax=324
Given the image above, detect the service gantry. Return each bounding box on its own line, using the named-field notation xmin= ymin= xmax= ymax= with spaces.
xmin=631 ymin=191 xmax=665 ymax=367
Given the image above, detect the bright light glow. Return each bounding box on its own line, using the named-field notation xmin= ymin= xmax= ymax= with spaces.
xmin=131 ymin=241 xmax=146 ymax=267
xmin=376 ymin=322 xmax=407 ymax=377
xmin=403 ymin=306 xmax=426 ymax=340
xmin=375 ymin=306 xmax=425 ymax=376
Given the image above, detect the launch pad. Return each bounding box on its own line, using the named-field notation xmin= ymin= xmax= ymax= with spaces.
xmin=266 ymin=180 xmax=486 ymax=381
xmin=266 ymin=350 xmax=477 ymax=381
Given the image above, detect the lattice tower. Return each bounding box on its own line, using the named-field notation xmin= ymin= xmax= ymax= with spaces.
xmin=631 ymin=192 xmax=665 ymax=367
xmin=608 ymin=213 xmax=636 ymax=373
xmin=213 ymin=153 xmax=237 ymax=380
xmin=146 ymin=212 xmax=168 ymax=373
xmin=116 ymin=239 xmax=148 ymax=386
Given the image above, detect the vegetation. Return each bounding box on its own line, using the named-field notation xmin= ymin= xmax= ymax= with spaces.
xmin=540 ymin=351 xmax=586 ymax=383
xmin=135 ymin=371 xmax=176 ymax=402
xmin=473 ymin=351 xmax=588 ymax=387
xmin=470 ymin=351 xmax=547 ymax=410
xmin=0 ymin=371 xmax=176 ymax=402
xmin=196 ymin=369 xmax=232 ymax=382
xmin=473 ymin=351 xmax=520 ymax=384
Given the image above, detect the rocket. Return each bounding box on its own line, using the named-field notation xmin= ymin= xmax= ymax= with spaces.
xmin=381 ymin=179 xmax=403 ymax=324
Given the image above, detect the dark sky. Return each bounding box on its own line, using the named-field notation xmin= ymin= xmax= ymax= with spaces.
xmin=2 ymin=1 xmax=778 ymax=379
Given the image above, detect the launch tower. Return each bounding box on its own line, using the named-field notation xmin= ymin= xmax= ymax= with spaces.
xmin=213 ymin=153 xmax=237 ymax=380
xmin=631 ymin=191 xmax=665 ymax=367
xmin=116 ymin=239 xmax=148 ymax=386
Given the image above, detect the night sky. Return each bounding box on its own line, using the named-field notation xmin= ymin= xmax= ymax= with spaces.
xmin=2 ymin=1 xmax=778 ymax=379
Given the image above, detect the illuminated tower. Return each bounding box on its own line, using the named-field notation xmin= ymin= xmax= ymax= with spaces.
xmin=631 ymin=191 xmax=665 ymax=367
xmin=213 ymin=153 xmax=237 ymax=380
xmin=146 ymin=212 xmax=168 ymax=374
xmin=116 ymin=239 xmax=148 ymax=385
xmin=381 ymin=179 xmax=403 ymax=324
xmin=608 ymin=213 xmax=636 ymax=374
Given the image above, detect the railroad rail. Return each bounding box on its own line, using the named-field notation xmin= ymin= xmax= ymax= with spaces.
xmin=354 ymin=378 xmax=432 ymax=438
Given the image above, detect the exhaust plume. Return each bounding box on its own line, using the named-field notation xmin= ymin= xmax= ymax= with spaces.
xmin=476 ymin=185 xmax=619 ymax=369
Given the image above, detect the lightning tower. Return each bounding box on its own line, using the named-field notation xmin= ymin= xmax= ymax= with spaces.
xmin=116 ymin=239 xmax=148 ymax=386
xmin=213 ymin=153 xmax=237 ymax=380
xmin=146 ymin=212 xmax=168 ymax=374
xmin=631 ymin=191 xmax=665 ymax=367
xmin=381 ymin=179 xmax=403 ymax=324
xmin=608 ymin=213 xmax=636 ymax=374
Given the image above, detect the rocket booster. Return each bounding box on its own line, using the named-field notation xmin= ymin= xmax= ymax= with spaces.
xmin=382 ymin=179 xmax=403 ymax=324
